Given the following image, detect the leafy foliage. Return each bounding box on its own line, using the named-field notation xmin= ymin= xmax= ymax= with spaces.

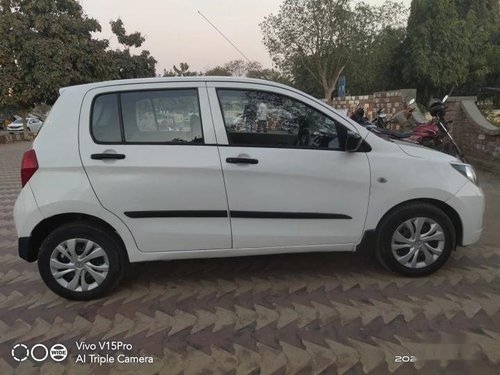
xmin=0 ymin=0 xmax=156 ymax=112
xmin=260 ymin=0 xmax=407 ymax=100
xmin=107 ymin=18 xmax=156 ymax=80
xmin=204 ymin=65 xmax=232 ymax=76
xmin=163 ymin=62 xmax=200 ymax=77
xmin=402 ymin=0 xmax=500 ymax=103
xmin=110 ymin=18 xmax=144 ymax=48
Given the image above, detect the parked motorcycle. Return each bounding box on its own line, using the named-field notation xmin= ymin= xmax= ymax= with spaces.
xmin=350 ymin=104 xmax=371 ymax=126
xmin=350 ymin=97 xmax=465 ymax=161
xmin=409 ymin=95 xmax=465 ymax=160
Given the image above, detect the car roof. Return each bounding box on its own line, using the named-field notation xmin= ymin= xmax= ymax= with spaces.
xmin=59 ymin=76 xmax=304 ymax=97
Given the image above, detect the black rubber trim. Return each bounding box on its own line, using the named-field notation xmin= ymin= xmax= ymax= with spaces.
xmin=124 ymin=210 xmax=352 ymax=219
xmin=91 ymin=153 xmax=126 ymax=160
xmin=355 ymin=229 xmax=377 ymax=256
xmin=231 ymin=211 xmax=352 ymax=219
xmin=226 ymin=157 xmax=259 ymax=164
xmin=124 ymin=210 xmax=229 ymax=218
xmin=19 ymin=237 xmax=37 ymax=262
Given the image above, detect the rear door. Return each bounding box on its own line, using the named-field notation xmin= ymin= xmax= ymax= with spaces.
xmin=79 ymin=82 xmax=231 ymax=252
xmin=208 ymin=82 xmax=371 ymax=249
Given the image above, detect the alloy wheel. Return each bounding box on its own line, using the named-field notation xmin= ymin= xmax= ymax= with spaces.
xmin=391 ymin=217 xmax=445 ymax=269
xmin=49 ymin=238 xmax=109 ymax=292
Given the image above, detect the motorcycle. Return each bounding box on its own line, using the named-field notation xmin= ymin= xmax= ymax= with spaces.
xmin=350 ymin=104 xmax=371 ymax=126
xmin=350 ymin=97 xmax=465 ymax=161
xmin=408 ymin=95 xmax=465 ymax=161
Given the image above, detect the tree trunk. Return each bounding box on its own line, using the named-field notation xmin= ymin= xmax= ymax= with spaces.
xmin=21 ymin=111 xmax=29 ymax=139
xmin=323 ymin=86 xmax=335 ymax=103
xmin=322 ymin=66 xmax=345 ymax=103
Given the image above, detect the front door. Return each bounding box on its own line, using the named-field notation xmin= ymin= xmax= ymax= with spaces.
xmin=208 ymin=84 xmax=371 ymax=249
xmin=79 ymin=82 xmax=231 ymax=252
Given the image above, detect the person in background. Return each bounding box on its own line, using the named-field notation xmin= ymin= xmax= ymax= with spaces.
xmin=243 ymin=102 xmax=256 ymax=132
xmin=256 ymin=102 xmax=268 ymax=133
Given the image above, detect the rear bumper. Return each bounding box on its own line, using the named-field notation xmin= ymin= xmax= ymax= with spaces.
xmin=19 ymin=237 xmax=37 ymax=262
xmin=14 ymin=183 xmax=44 ymax=262
xmin=446 ymin=181 xmax=485 ymax=246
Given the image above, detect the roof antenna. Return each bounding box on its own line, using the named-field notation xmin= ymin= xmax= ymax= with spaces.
xmin=197 ymin=11 xmax=270 ymax=81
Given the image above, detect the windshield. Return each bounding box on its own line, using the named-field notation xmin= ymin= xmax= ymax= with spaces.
xmin=12 ymin=119 xmax=24 ymax=124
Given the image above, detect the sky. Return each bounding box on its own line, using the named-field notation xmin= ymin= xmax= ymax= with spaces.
xmin=78 ymin=0 xmax=412 ymax=74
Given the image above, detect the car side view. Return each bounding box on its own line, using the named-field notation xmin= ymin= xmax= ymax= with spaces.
xmin=13 ymin=77 xmax=485 ymax=300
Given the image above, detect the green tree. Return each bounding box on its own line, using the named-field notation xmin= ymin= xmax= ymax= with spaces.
xmin=204 ymin=65 xmax=232 ymax=76
xmin=401 ymin=0 xmax=496 ymax=102
xmin=224 ymin=59 xmax=247 ymax=76
xmin=0 ymin=0 xmax=109 ymax=112
xmin=0 ymin=0 xmax=157 ymax=124
xmin=261 ymin=0 xmax=407 ymax=101
xmin=204 ymin=60 xmax=277 ymax=79
xmin=343 ymin=26 xmax=407 ymax=95
xmin=454 ymin=0 xmax=500 ymax=93
xmin=107 ymin=19 xmax=156 ymax=80
xmin=163 ymin=62 xmax=199 ymax=77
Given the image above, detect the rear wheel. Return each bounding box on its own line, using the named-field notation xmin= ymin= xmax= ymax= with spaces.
xmin=38 ymin=222 xmax=125 ymax=300
xmin=376 ymin=202 xmax=455 ymax=276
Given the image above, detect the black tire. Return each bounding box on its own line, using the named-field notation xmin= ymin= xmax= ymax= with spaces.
xmin=376 ymin=202 xmax=456 ymax=277
xmin=38 ymin=222 xmax=126 ymax=300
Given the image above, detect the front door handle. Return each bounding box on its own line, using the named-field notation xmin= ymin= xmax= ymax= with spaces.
xmin=91 ymin=153 xmax=126 ymax=160
xmin=226 ymin=157 xmax=258 ymax=165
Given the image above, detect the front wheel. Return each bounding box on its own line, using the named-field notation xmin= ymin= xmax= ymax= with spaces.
xmin=376 ymin=203 xmax=456 ymax=276
xmin=38 ymin=222 xmax=126 ymax=300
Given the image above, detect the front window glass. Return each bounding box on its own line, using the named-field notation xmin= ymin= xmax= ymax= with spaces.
xmin=217 ymin=89 xmax=345 ymax=150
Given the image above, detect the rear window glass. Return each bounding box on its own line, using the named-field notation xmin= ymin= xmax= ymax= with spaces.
xmin=91 ymin=89 xmax=203 ymax=144
xmin=121 ymin=89 xmax=203 ymax=144
xmin=91 ymin=94 xmax=122 ymax=143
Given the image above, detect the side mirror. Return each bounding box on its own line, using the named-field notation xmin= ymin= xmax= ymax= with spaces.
xmin=345 ymin=131 xmax=363 ymax=152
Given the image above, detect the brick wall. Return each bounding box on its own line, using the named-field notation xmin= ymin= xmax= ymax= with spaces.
xmin=331 ymin=89 xmax=417 ymax=121
xmin=446 ymin=97 xmax=500 ymax=173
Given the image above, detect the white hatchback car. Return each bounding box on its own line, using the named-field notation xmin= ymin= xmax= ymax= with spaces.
xmin=7 ymin=117 xmax=43 ymax=134
xmin=14 ymin=77 xmax=484 ymax=300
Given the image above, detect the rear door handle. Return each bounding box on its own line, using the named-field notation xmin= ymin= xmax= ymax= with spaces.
xmin=226 ymin=157 xmax=258 ymax=165
xmin=91 ymin=153 xmax=126 ymax=160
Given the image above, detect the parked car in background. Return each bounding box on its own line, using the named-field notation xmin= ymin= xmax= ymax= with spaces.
xmin=7 ymin=117 xmax=43 ymax=134
xmin=13 ymin=77 xmax=484 ymax=300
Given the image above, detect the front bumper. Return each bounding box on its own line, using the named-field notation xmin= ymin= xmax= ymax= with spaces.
xmin=446 ymin=181 xmax=485 ymax=246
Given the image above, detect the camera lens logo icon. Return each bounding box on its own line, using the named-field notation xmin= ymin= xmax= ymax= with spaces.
xmin=50 ymin=344 xmax=68 ymax=362
xmin=11 ymin=344 xmax=29 ymax=362
xmin=11 ymin=343 xmax=67 ymax=362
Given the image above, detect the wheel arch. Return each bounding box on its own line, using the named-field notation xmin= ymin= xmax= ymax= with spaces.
xmin=30 ymin=213 xmax=130 ymax=262
xmin=375 ymin=198 xmax=463 ymax=247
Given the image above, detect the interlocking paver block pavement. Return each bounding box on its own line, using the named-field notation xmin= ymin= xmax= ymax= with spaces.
xmin=1 ymin=141 xmax=500 ymax=374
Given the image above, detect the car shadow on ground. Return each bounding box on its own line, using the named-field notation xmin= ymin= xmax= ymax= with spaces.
xmin=121 ymin=249 xmax=390 ymax=290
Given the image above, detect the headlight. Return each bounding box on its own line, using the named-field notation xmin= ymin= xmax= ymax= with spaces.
xmin=451 ymin=163 xmax=478 ymax=185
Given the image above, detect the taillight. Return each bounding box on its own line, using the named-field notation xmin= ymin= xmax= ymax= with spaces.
xmin=21 ymin=149 xmax=38 ymax=187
